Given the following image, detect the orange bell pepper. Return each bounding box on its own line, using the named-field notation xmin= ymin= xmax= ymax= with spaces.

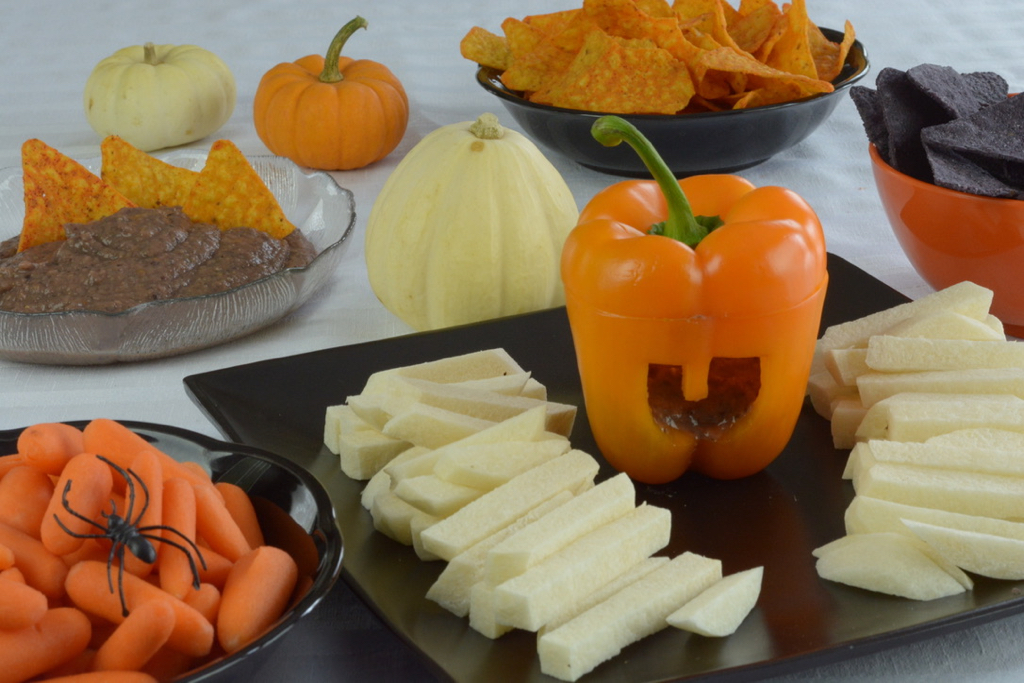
xmin=561 ymin=116 xmax=828 ymax=484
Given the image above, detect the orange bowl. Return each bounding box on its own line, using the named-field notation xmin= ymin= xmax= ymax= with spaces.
xmin=869 ymin=144 xmax=1024 ymax=336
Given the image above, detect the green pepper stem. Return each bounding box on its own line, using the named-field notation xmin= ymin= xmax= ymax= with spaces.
xmin=319 ymin=16 xmax=368 ymax=84
xmin=590 ymin=115 xmax=709 ymax=246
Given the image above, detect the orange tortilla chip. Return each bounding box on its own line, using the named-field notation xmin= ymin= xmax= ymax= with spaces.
xmin=727 ymin=3 xmax=782 ymax=54
xmin=809 ymin=20 xmax=856 ymax=82
xmin=751 ymin=8 xmax=787 ymax=62
xmin=673 ymin=0 xmax=742 ymax=50
xmin=459 ymin=26 xmax=512 ymax=71
xmin=694 ymin=46 xmax=832 ymax=107
xmin=537 ymin=30 xmax=694 ymax=114
xmin=692 ymin=54 xmax=750 ymax=102
xmin=499 ymin=17 xmax=577 ymax=93
xmin=522 ymin=9 xmax=580 ymax=35
xmin=100 ymin=136 xmax=199 ymax=210
xmin=635 ymin=0 xmax=674 ymax=17
xmin=502 ymin=17 xmax=548 ymax=59
xmin=733 ymin=75 xmax=833 ymax=108
xmin=20 ymin=169 xmax=68 ymax=253
xmin=182 ymin=139 xmax=295 ymax=239
xmin=501 ymin=42 xmax=575 ymax=94
xmin=655 ymin=22 xmax=704 ymax=63
xmin=543 ymin=11 xmax=603 ymax=54
xmin=462 ymin=0 xmax=853 ymax=114
xmin=18 ymin=138 xmax=135 ymax=252
xmin=584 ymin=0 xmax=680 ymax=48
xmin=736 ymin=0 xmax=776 ymax=12
xmin=762 ymin=0 xmax=817 ymax=79
xmin=835 ymin=21 xmax=857 ymax=73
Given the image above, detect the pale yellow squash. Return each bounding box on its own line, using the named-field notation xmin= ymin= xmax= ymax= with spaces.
xmin=84 ymin=43 xmax=236 ymax=152
xmin=365 ymin=113 xmax=579 ymax=331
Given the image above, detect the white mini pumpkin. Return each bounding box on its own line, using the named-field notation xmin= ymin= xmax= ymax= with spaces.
xmin=83 ymin=43 xmax=237 ymax=152
xmin=365 ymin=113 xmax=579 ymax=332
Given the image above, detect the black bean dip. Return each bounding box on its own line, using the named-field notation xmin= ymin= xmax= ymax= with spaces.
xmin=0 ymin=206 xmax=317 ymax=313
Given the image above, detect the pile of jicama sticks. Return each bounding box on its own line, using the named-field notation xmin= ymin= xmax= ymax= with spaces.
xmin=0 ymin=418 xmax=302 ymax=683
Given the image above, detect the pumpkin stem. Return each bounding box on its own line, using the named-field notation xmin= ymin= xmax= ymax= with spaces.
xmin=320 ymin=16 xmax=368 ymax=84
xmin=143 ymin=42 xmax=159 ymax=65
xmin=469 ymin=113 xmax=504 ymax=140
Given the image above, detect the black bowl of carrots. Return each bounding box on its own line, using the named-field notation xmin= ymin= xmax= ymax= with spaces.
xmin=0 ymin=418 xmax=343 ymax=682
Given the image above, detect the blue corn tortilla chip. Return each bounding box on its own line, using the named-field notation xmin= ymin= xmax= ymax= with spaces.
xmin=852 ymin=62 xmax=1024 ymax=199
xmin=875 ymin=67 xmax=949 ymax=182
xmin=924 ymin=143 xmax=1024 ymax=199
xmin=964 ymin=71 xmax=1011 ymax=107
xmin=850 ymin=85 xmax=890 ymax=163
xmin=921 ymin=93 xmax=1024 ymax=192
xmin=907 ymin=63 xmax=1007 ymax=119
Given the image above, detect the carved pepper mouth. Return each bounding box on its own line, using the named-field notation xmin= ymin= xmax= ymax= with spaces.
xmin=647 ymin=358 xmax=762 ymax=441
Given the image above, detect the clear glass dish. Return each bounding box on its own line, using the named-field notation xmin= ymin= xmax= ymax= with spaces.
xmin=0 ymin=151 xmax=355 ymax=364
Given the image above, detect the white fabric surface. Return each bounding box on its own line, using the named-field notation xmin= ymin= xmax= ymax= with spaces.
xmin=1 ymin=0 xmax=1023 ymax=680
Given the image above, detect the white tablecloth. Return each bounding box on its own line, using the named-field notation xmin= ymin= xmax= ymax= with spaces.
xmin=2 ymin=1 xmax=1023 ymax=680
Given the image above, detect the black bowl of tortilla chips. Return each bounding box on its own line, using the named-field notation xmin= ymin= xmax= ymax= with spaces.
xmin=475 ymin=26 xmax=868 ymax=177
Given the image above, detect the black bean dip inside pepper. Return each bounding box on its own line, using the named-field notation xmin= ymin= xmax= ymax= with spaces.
xmin=0 ymin=206 xmax=317 ymax=313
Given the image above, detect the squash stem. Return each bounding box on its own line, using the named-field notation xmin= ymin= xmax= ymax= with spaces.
xmin=320 ymin=16 xmax=368 ymax=84
xmin=590 ymin=115 xmax=711 ymax=247
xmin=469 ymin=113 xmax=504 ymax=140
xmin=143 ymin=42 xmax=158 ymax=65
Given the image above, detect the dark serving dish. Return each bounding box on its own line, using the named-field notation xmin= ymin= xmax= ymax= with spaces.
xmin=0 ymin=421 xmax=344 ymax=682
xmin=182 ymin=254 xmax=1024 ymax=682
xmin=477 ymin=27 xmax=869 ymax=177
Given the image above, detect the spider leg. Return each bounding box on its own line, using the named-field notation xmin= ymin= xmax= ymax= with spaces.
xmin=126 ymin=467 xmax=151 ymax=527
xmin=123 ymin=469 xmax=138 ymax=523
xmin=52 ymin=512 xmax=113 ymax=541
xmin=103 ymin=541 xmax=119 ymax=594
xmin=141 ymin=531 xmax=205 ymax=589
xmin=96 ymin=455 xmax=150 ymax=526
xmin=140 ymin=524 xmax=208 ymax=570
xmin=57 ymin=480 xmax=109 ymax=534
xmin=114 ymin=543 xmax=130 ymax=618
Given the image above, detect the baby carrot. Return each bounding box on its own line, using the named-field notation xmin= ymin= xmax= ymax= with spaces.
xmin=92 ymin=599 xmax=176 ymax=673
xmin=120 ymin=449 xmax=163 ymax=578
xmin=217 ymin=545 xmax=299 ymax=654
xmin=88 ymin=621 xmax=118 ymax=651
xmin=41 ymin=452 xmax=114 ymax=557
xmin=17 ymin=422 xmax=84 ymax=476
xmin=0 ymin=521 xmax=68 ymax=599
xmin=60 ymin=537 xmax=110 ymax=568
xmin=45 ymin=672 xmax=158 ymax=683
xmin=41 ymin=648 xmax=95 ymax=679
xmin=65 ymin=560 xmax=214 ymax=658
xmin=0 ymin=566 xmax=25 ymax=583
xmin=193 ymin=482 xmax=251 ymax=563
xmin=0 ymin=542 xmax=13 ymax=570
xmin=0 ymin=574 xmax=48 ymax=630
xmin=0 ymin=453 xmax=25 ymax=480
xmin=183 ymin=582 xmax=221 ymax=625
xmin=158 ymin=477 xmax=201 ymax=600
xmin=194 ymin=542 xmax=234 ymax=589
xmin=0 ymin=464 xmax=54 ymax=538
xmin=140 ymin=647 xmax=195 ymax=682
xmin=214 ymin=481 xmax=265 ymax=549
xmin=0 ymin=607 xmax=92 ymax=683
xmin=180 ymin=461 xmax=211 ymax=483
xmin=82 ymin=419 xmax=208 ymax=489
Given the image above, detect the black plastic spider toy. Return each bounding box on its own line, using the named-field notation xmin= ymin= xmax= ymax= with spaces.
xmin=54 ymin=454 xmax=207 ymax=617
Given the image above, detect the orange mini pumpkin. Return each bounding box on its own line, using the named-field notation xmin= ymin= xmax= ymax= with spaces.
xmin=253 ymin=16 xmax=409 ymax=171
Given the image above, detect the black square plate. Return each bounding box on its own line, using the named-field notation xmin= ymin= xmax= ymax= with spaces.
xmin=183 ymin=254 xmax=1024 ymax=682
